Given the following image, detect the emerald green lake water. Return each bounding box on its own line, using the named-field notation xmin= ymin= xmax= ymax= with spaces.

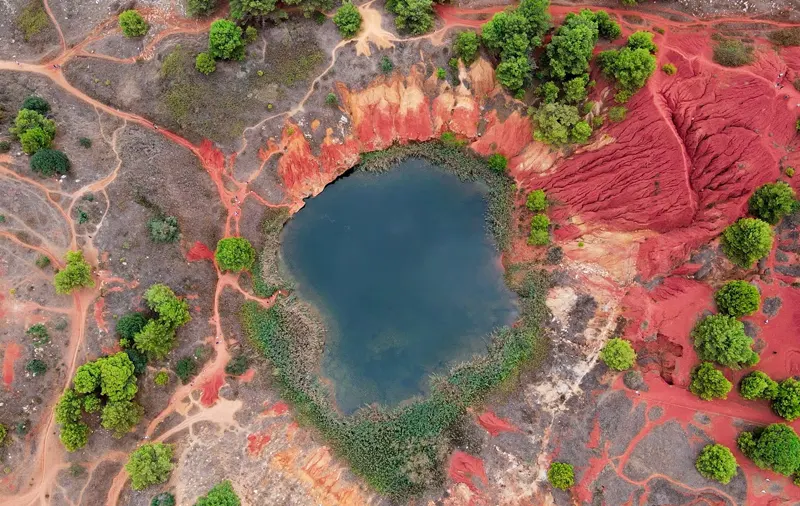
xmin=281 ymin=158 xmax=518 ymax=413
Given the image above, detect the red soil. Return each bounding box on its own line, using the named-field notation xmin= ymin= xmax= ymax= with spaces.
xmin=92 ymin=297 xmax=108 ymax=333
xmin=2 ymin=342 xmax=22 ymax=388
xmin=448 ymin=451 xmax=488 ymax=494
xmin=199 ymin=369 xmax=225 ymax=407
xmin=246 ymin=431 xmax=272 ymax=456
xmin=186 ymin=241 xmax=215 ymax=262
xmin=237 ymin=368 xmax=256 ymax=382
xmin=476 ymin=410 xmax=519 ymax=437
xmin=262 ymin=401 xmax=290 ymax=417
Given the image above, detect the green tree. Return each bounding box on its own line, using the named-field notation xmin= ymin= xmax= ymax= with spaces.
xmin=528 ymin=213 xmax=550 ymax=246
xmin=533 ymin=103 xmax=587 ymax=145
xmin=696 ymin=444 xmax=737 ymax=484
xmin=187 ymin=0 xmax=217 ymax=16
xmin=154 ymin=371 xmax=170 ymax=386
xmin=391 ymin=0 xmax=434 ymax=35
xmin=148 ymin=215 xmax=181 ymax=243
xmin=19 ymin=127 xmax=53 ymax=154
xmin=134 ymin=320 xmax=176 ymax=360
xmin=215 ymin=237 xmax=257 ymax=272
xmin=740 ymin=370 xmax=778 ymax=400
xmin=117 ymin=312 xmax=149 ymax=343
xmin=21 ymin=96 xmax=50 ymax=115
xmin=516 ymin=0 xmax=550 ymax=42
xmin=380 ymin=55 xmax=394 ymax=73
xmin=83 ymin=394 xmax=102 ymax=413
xmin=599 ymin=337 xmax=636 ymax=371
xmin=229 ymin=0 xmax=277 ymax=20
xmin=692 ymin=314 xmax=758 ymax=369
xmin=721 ymin=218 xmax=774 ymax=269
xmin=608 ymin=106 xmax=627 ymax=122
xmin=571 ymin=120 xmax=592 ymax=143
xmin=101 ymin=400 xmax=144 ymax=438
xmin=496 ymin=56 xmax=531 ymax=91
xmin=125 ymin=443 xmax=174 ymax=490
xmin=151 ymin=492 xmax=176 ymax=506
xmin=54 ymin=250 xmax=94 ymax=295
xmin=563 ymin=74 xmax=588 ymax=104
xmin=748 ymin=182 xmax=797 ymax=225
xmin=713 ymin=39 xmax=754 ymax=67
xmin=209 ymin=20 xmax=245 ymax=61
xmin=195 ymin=480 xmax=241 ymax=506
xmin=119 ymin=10 xmax=149 ymax=37
xmin=773 ymin=378 xmax=800 ymax=422
xmin=714 ymin=280 xmax=760 ymax=317
xmin=26 ymin=323 xmax=50 ymax=346
xmin=11 ymin=109 xmax=56 ymax=153
xmin=60 ymin=422 xmax=90 ymax=452
xmin=454 ymin=31 xmax=480 ymax=65
xmin=539 ymin=81 xmax=559 ymax=103
xmin=626 ymin=31 xmax=657 ymax=53
xmin=98 ymin=352 xmax=138 ymax=402
xmin=30 ymin=148 xmax=70 ymax=177
xmin=0 ymin=424 xmax=6 ymax=445
xmin=594 ymin=10 xmax=621 ymax=40
xmin=175 ymin=357 xmax=198 ymax=384
xmin=598 ymin=47 xmax=656 ymax=91
xmin=546 ymin=10 xmax=599 ymax=79
xmin=481 ymin=11 xmax=531 ymax=59
xmin=25 ymin=358 xmax=47 ymax=376
xmin=145 ymin=284 xmax=191 ymax=328
xmin=73 ymin=361 xmax=101 ymax=394
xmin=690 ymin=362 xmax=732 ymax=401
xmin=225 ymin=355 xmax=249 ymax=376
xmin=55 ymin=389 xmax=83 ymax=424
xmin=526 ymin=189 xmax=547 ymax=212
xmin=547 ymin=462 xmax=574 ymax=490
xmin=195 ymin=52 xmax=216 ymax=75
xmin=334 ymin=2 xmax=362 ymax=39
xmin=737 ymin=424 xmax=800 ymax=476
xmin=487 ymin=153 xmax=507 ymax=172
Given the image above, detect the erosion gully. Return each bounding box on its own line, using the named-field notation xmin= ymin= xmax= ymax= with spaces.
xmin=0 ymin=1 xmax=797 ymax=505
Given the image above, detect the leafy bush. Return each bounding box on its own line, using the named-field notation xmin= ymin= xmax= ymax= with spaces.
xmin=533 ymin=103 xmax=588 ymax=145
xmin=35 ymin=254 xmax=51 ymax=269
xmin=380 ymin=55 xmax=394 ymax=73
xmin=714 ymin=280 xmax=760 ymax=317
xmin=225 ymin=355 xmax=249 ymax=376
xmin=119 ymin=10 xmax=149 ymax=38
xmin=25 ymin=359 xmax=47 ymax=376
xmin=599 ymin=337 xmax=636 ymax=371
xmin=774 ymin=378 xmax=800 ymax=422
xmin=150 ymin=492 xmax=176 ymax=506
xmin=195 ymin=480 xmax=241 ymax=506
xmin=79 ymin=137 xmax=92 ymax=148
xmin=186 ymin=0 xmax=217 ymax=16
xmin=125 ymin=443 xmax=174 ymax=490
xmin=101 ymin=400 xmax=144 ymax=438
xmin=20 ymin=127 xmax=52 ymax=154
xmin=59 ymin=422 xmax=89 ymax=452
xmin=326 ymin=92 xmax=338 ymax=106
xmin=713 ymin=38 xmax=754 ymax=67
xmin=30 ymin=148 xmax=70 ymax=177
xmin=545 ymin=9 xmax=599 ymax=80
xmin=117 ymin=312 xmax=149 ymax=341
xmin=608 ymin=106 xmax=627 ymax=122
xmin=175 ymin=357 xmax=198 ymax=384
xmin=334 ymin=2 xmax=362 ymax=38
xmin=74 ymin=361 xmax=101 ymax=394
xmin=689 ymin=362 xmax=732 ymax=401
xmin=662 ymin=63 xmax=677 ymax=75
xmin=195 ymin=52 xmax=216 ymax=75
xmin=539 ymin=81 xmax=559 ymax=103
xmin=692 ymin=314 xmax=758 ymax=369
xmin=528 ymin=214 xmax=550 ymax=246
xmin=215 ymin=237 xmax=256 ymax=272
xmin=748 ymin=182 xmax=797 ymax=225
xmin=244 ymin=26 xmax=258 ymax=44
xmin=487 ymin=153 xmax=507 ymax=172
xmin=390 ymin=0 xmax=434 ymax=35
xmin=21 ymin=96 xmax=50 ymax=115
xmin=454 ymin=31 xmax=479 ymax=65
xmin=0 ymin=141 xmax=10 ymax=153
xmin=209 ymin=20 xmax=245 ymax=61
xmin=740 ymin=370 xmax=778 ymax=400
xmin=0 ymin=424 xmax=6 ymax=445
xmin=83 ymin=394 xmax=102 ymax=413
xmin=526 ymin=189 xmax=547 ymax=212
xmin=154 ymin=371 xmax=170 ymax=386
xmin=594 ymin=10 xmax=621 ymax=40
xmin=26 ymin=323 xmax=49 ymax=346
xmin=626 ymin=31 xmax=657 ymax=53
xmin=496 ymin=56 xmax=531 ymax=91
xmin=481 ymin=11 xmax=531 ymax=60
xmin=145 ymin=284 xmax=191 ymax=328
xmin=571 ymin=120 xmax=592 ymax=143
xmin=738 ymin=424 xmax=800 ymax=476
xmin=563 ymin=75 xmax=588 ymax=104
xmin=436 ymin=67 xmax=446 ymax=79
xmin=134 ymin=321 xmax=176 ymax=361
xmin=148 ymin=215 xmax=181 ymax=243
xmin=768 ymin=27 xmax=800 ymax=47
xmin=16 ymin=0 xmax=49 ymax=41
xmin=548 ymin=462 xmax=574 ymax=490
xmin=721 ymin=218 xmax=774 ymax=268
xmin=598 ymin=47 xmax=656 ymax=91
xmin=97 ymin=352 xmax=139 ymax=401
xmin=516 ymin=0 xmax=550 ymax=41
xmin=11 ymin=109 xmax=55 ymax=154
xmin=695 ymin=444 xmax=738 ymax=484
xmin=55 ymin=389 xmax=82 ymax=424
xmin=54 ymin=250 xmax=94 ymax=295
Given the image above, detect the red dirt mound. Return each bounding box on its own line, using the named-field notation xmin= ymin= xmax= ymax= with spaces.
xmin=186 ymin=241 xmax=215 ymax=262
xmin=476 ymin=410 xmax=519 ymax=437
xmin=448 ymin=451 xmax=488 ymax=493
xmin=2 ymin=342 xmax=22 ymax=389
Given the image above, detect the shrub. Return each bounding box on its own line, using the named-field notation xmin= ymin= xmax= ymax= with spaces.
xmin=481 ymin=11 xmax=532 ymax=60
xmin=496 ymin=56 xmax=531 ymax=92
xmin=788 ymin=167 xmax=796 ymax=177
xmin=97 ymin=352 xmax=138 ymax=401
xmin=119 ymin=10 xmax=149 ymax=38
xmin=225 ymin=355 xmax=249 ymax=376
xmin=25 ymin=359 xmax=47 ymax=376
xmin=144 ymin=284 xmax=191 ymax=328
xmin=0 ymin=424 xmax=6 ymax=445
xmin=55 ymin=389 xmax=82 ymax=424
xmin=738 ymin=424 xmax=800 ymax=476
xmin=626 ymin=31 xmax=657 ymax=53
xmin=195 ymin=480 xmax=241 ymax=506
xmin=696 ymin=444 xmax=738 ymax=484
xmin=175 ymin=357 xmax=198 ymax=384
xmin=0 ymin=141 xmax=10 ymax=153
xmin=117 ymin=312 xmax=149 ymax=341
xmin=662 ymin=63 xmax=677 ymax=75
xmin=548 ymin=462 xmax=574 ymax=490
xmin=690 ymin=362 xmax=732 ymax=401
xmin=148 ymin=215 xmax=181 ymax=243
xmin=608 ymin=106 xmax=627 ymax=122
xmin=740 ymin=370 xmax=779 ymax=400
xmin=186 ymin=0 xmax=217 ymax=16
xmin=526 ymin=189 xmax=547 ymax=212
xmin=545 ymin=9 xmax=599 ymax=80
xmin=528 ymin=214 xmax=550 ymax=246
xmin=154 ymin=371 xmax=169 ymax=386
xmin=21 ymin=96 xmax=50 ymax=115
xmin=244 ymin=26 xmax=258 ymax=44
xmin=748 ymin=182 xmax=797 ymax=225
xmin=30 ymin=148 xmax=70 ymax=177
xmin=54 ymin=250 xmax=94 ymax=295
xmin=209 ymin=20 xmax=245 ymax=61
xmin=516 ymin=0 xmax=550 ymax=41
xmin=125 ymin=443 xmax=174 ymax=490
xmin=11 ymin=109 xmax=56 ymax=154
xmin=334 ymin=2 xmax=362 ymax=38
xmin=390 ymin=0 xmax=434 ymax=35
xmin=59 ymin=422 xmax=90 ymax=452
xmin=713 ymin=39 xmax=754 ymax=67
xmin=539 ymin=81 xmax=559 ymax=103
xmin=83 ymin=394 xmax=102 ymax=413
xmin=774 ymin=378 xmax=800 ymax=421
xmin=101 ymin=400 xmax=144 ymax=438
xmin=594 ymin=10 xmax=621 ymax=40
xmin=380 ymin=55 xmax=394 ymax=73
xmin=454 ymin=31 xmax=480 ymax=65
xmin=599 ymin=337 xmax=636 ymax=371
xmin=16 ymin=1 xmax=49 ymax=41
xmin=326 ymin=92 xmax=338 ymax=106
xmin=692 ymin=314 xmax=758 ymax=369
xmin=215 ymin=237 xmax=256 ymax=272
xmin=195 ymin=52 xmax=216 ymax=75
xmin=487 ymin=153 xmax=507 ymax=172
xmin=26 ymin=323 xmax=49 ymax=346
xmin=563 ymin=75 xmax=588 ymax=104
xmin=533 ymin=103 xmax=587 ymax=145
xmin=714 ymin=280 xmax=760 ymax=317
xmin=768 ymin=27 xmax=800 ymax=47
xmin=74 ymin=361 xmax=101 ymax=393
xmin=134 ymin=320 xmax=176 ymax=360
xmin=20 ymin=127 xmax=52 ymax=154
xmin=721 ymin=218 xmax=774 ymax=269
xmin=436 ymin=67 xmax=446 ymax=80
xmin=150 ymin=492 xmax=176 ymax=506
xmin=571 ymin=120 xmax=592 ymax=143
xmin=598 ymin=47 xmax=657 ymax=91
xmin=79 ymin=137 xmax=92 ymax=148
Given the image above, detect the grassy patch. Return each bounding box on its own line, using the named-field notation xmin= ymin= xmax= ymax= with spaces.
xmin=712 ymin=38 xmax=754 ymax=67
xmin=243 ymin=142 xmax=548 ymax=498
xmin=16 ymin=0 xmax=50 ymax=42
xmin=768 ymin=27 xmax=800 ymax=47
xmin=259 ymin=39 xmax=325 ymax=87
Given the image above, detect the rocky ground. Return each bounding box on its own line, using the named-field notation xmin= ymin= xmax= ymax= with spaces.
xmin=1 ymin=0 xmax=800 ymax=505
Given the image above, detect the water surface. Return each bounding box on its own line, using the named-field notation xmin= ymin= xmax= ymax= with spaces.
xmin=281 ymin=158 xmax=518 ymax=413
